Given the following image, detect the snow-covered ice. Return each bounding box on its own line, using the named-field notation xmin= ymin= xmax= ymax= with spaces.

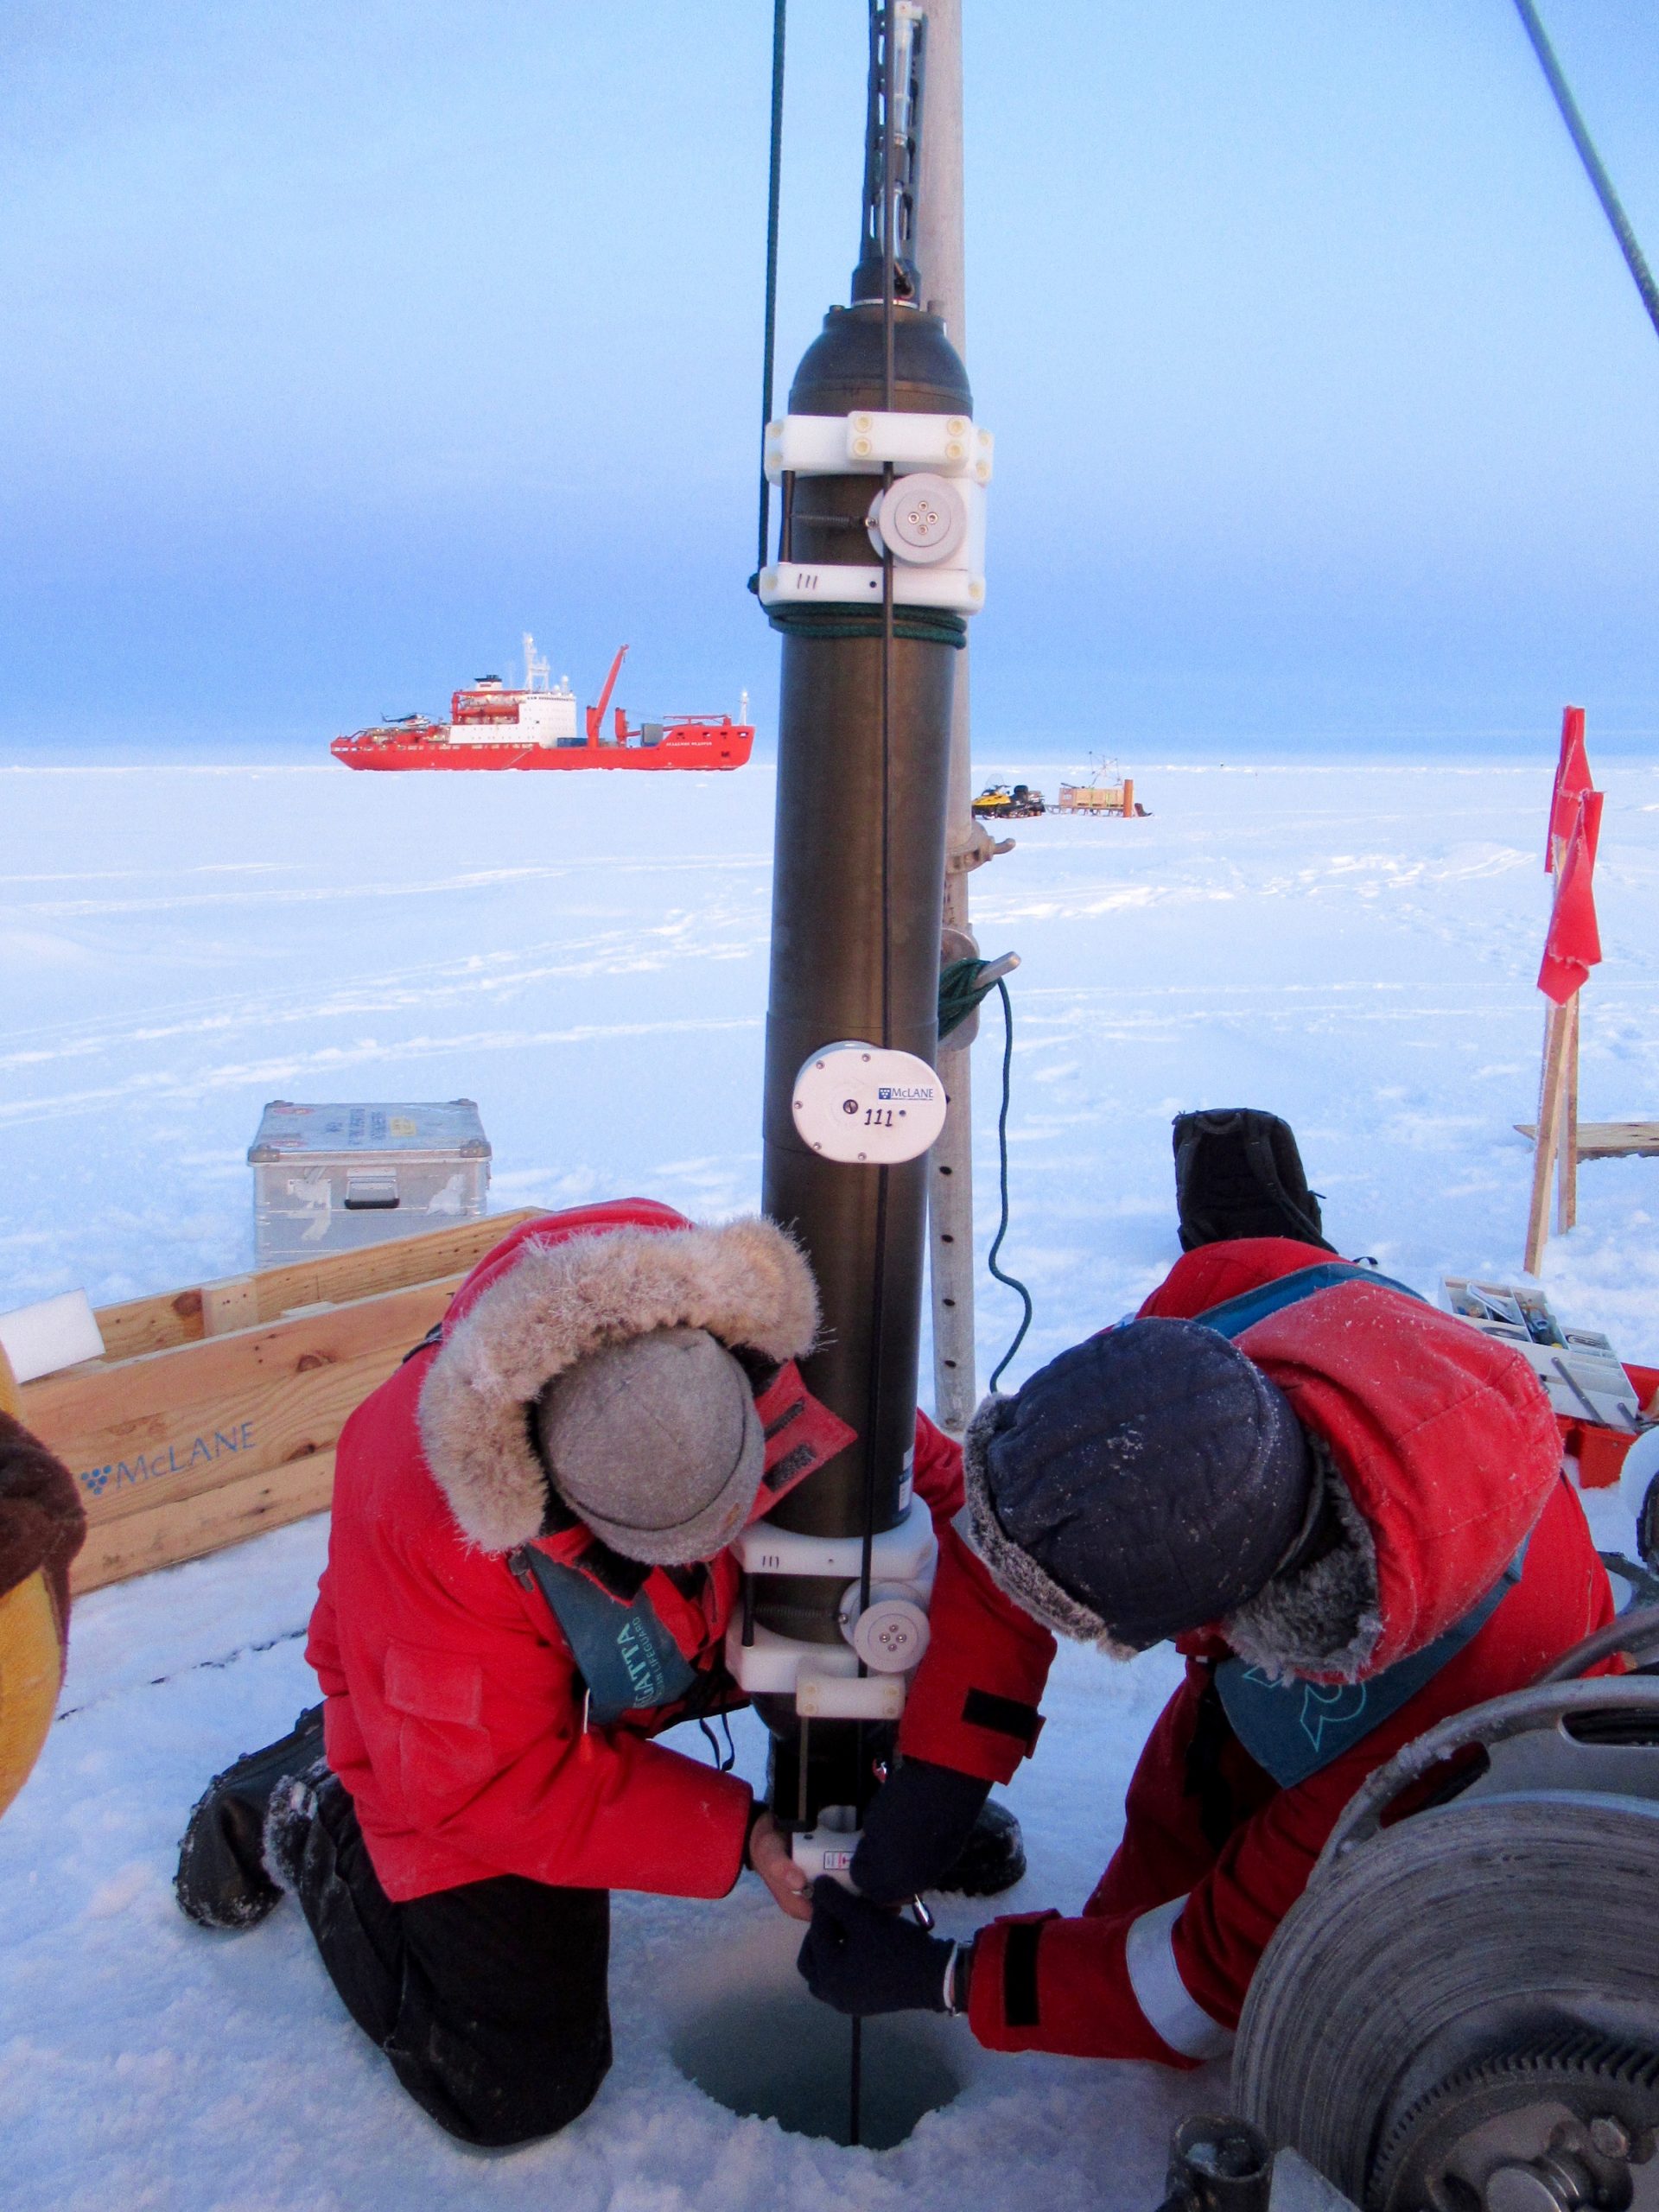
xmin=3 ymin=753 xmax=1656 ymax=2209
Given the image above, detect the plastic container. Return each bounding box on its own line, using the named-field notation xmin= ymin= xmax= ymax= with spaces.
xmin=248 ymin=1100 xmax=491 ymax=1263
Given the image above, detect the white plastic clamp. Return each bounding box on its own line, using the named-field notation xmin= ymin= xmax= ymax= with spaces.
xmin=759 ymin=410 xmax=991 ymax=619
xmin=764 ymin=411 xmax=993 ymax=484
xmin=726 ymin=1496 xmax=938 ymax=1701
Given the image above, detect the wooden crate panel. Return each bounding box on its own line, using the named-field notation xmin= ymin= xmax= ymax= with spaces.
xmin=72 ymin=1448 xmax=339 ymax=1595
xmin=88 ymin=1207 xmax=540 ymax=1362
xmin=22 ymin=1275 xmax=460 ymax=1537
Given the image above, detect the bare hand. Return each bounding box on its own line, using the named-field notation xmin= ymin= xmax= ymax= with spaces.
xmin=747 ymin=1808 xmax=814 ymax=1922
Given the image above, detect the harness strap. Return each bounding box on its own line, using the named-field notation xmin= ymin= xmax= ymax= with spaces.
xmin=1193 ymin=1256 xmax=1522 ymax=1787
xmin=510 ymin=1546 xmax=699 ymax=1726
xmin=1215 ymin=1538 xmax=1530 ymax=1788
xmin=1188 ymin=1259 xmax=1423 ymax=1342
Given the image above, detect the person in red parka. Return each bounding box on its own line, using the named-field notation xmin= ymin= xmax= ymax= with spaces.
xmin=798 ymin=1230 xmax=1613 ymax=2063
xmin=175 ymin=1200 xmax=972 ymax=2147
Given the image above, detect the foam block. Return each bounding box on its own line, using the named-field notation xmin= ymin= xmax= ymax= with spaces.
xmin=0 ymin=1292 xmax=105 ymax=1386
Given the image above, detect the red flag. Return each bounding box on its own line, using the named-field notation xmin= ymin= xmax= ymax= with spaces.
xmin=1537 ymin=795 xmax=1602 ymax=1005
xmin=1579 ymin=785 xmax=1604 ymax=875
xmin=1546 ymin=705 xmax=1591 ymax=872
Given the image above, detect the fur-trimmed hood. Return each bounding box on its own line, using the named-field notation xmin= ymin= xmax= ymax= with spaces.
xmin=958 ymin=1393 xmax=1382 ymax=1679
xmin=417 ymin=1211 xmax=819 ymax=1554
xmin=959 ymin=1266 xmax=1564 ymax=1684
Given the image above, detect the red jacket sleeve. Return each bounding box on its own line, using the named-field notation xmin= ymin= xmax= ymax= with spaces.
xmin=899 ymin=1519 xmax=1057 ymax=1785
xmin=964 ymin=1478 xmax=1614 ymax=2061
xmin=912 ymin=1408 xmax=965 ymax=1522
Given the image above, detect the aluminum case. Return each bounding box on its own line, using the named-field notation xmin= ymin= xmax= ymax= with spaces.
xmin=248 ymin=1099 xmax=492 ymax=1262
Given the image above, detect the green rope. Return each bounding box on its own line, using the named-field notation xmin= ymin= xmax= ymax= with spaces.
xmin=766 ymin=605 xmax=968 ymax=649
xmin=937 ymin=956 xmax=997 ymax=1042
xmin=987 ymin=978 xmax=1033 ymax=1391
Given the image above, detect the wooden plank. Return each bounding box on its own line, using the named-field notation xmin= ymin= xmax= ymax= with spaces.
xmin=71 ymin=1447 xmax=339 ymax=1595
xmin=15 ymin=1208 xmax=549 ymax=1595
xmin=84 ymin=1208 xmax=540 ymax=1363
xmin=238 ymin=1210 xmax=540 ymax=1329
xmin=19 ymin=1274 xmax=461 ymax=1536
xmin=1515 ymin=1120 xmax=1659 ymax=1160
xmin=202 ymin=1276 xmax=260 ymax=1336
xmin=94 ymin=1285 xmax=207 ymax=1363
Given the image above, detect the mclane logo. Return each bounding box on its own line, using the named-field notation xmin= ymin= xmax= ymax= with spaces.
xmin=877 ymin=1085 xmax=938 ymax=1102
xmin=78 ymin=1421 xmax=255 ymax=1500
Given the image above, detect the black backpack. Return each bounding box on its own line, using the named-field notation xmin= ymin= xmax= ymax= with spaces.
xmin=1172 ymin=1108 xmax=1333 ymax=1254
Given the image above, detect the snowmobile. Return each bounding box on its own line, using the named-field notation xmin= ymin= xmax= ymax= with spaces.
xmin=971 ymin=782 xmax=1046 ymax=819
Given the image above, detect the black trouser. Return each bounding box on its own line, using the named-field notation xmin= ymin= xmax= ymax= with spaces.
xmin=291 ymin=1772 xmax=612 ymax=2147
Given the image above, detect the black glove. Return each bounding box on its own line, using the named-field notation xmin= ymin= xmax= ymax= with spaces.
xmin=849 ymin=1756 xmax=991 ymax=1905
xmin=797 ymin=1877 xmax=958 ymax=2017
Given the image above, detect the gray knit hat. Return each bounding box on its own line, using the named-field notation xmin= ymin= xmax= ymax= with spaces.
xmin=533 ymin=1325 xmax=764 ymax=1565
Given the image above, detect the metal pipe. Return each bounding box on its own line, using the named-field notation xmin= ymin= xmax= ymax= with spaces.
xmin=756 ymin=0 xmax=788 ymax=576
xmin=913 ymin=0 xmax=982 ymax=1435
xmin=757 ymin=298 xmax=968 ymax=1570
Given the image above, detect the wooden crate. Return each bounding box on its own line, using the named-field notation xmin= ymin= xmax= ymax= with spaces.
xmin=17 ymin=1210 xmax=540 ymax=1594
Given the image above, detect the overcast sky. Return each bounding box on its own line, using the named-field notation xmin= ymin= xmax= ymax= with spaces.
xmin=1 ymin=1 xmax=1655 ymax=755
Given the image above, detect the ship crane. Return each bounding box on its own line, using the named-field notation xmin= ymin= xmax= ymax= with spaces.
xmin=585 ymin=644 xmax=630 ymax=745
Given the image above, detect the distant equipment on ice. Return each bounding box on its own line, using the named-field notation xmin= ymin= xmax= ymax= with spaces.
xmin=970 ymin=782 xmax=1046 ymax=819
xmin=1058 ymin=773 xmax=1145 ymax=816
xmin=247 ymin=1100 xmax=491 ymax=1262
xmin=970 ymin=770 xmax=1149 ymax=820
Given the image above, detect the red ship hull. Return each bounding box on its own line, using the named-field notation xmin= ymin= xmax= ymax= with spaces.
xmin=332 ymin=721 xmax=753 ymax=772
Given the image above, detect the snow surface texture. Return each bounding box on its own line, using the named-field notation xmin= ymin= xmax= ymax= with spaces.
xmin=3 ymin=756 xmax=1656 ymax=2209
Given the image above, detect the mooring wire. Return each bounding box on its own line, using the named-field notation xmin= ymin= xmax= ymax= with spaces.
xmin=755 ymin=0 xmax=788 ymax=576
xmin=849 ymin=0 xmax=903 ymax=2152
xmin=1510 ymin=0 xmax=1659 ymax=344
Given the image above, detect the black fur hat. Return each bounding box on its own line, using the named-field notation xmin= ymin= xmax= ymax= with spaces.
xmin=962 ymin=1319 xmax=1315 ymax=1654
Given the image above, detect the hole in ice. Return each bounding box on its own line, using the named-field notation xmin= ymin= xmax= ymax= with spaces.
xmin=672 ymin=1985 xmax=961 ymax=2149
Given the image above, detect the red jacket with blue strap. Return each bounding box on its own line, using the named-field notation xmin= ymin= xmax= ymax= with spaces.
xmin=898 ymin=1237 xmax=1612 ymax=2063
xmin=308 ymin=1200 xmax=965 ymax=1904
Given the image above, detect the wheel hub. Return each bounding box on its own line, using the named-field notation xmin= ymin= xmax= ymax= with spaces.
xmin=1370 ymin=2032 xmax=1659 ymax=2212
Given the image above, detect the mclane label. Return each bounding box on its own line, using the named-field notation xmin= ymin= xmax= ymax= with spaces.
xmin=878 ymin=1084 xmax=938 ymax=1102
xmin=78 ymin=1422 xmax=255 ymax=1501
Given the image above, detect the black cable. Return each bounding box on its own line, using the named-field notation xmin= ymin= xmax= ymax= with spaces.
xmin=850 ymin=2 xmax=900 ymax=2151
xmin=1510 ymin=0 xmax=1659 ymax=344
xmin=756 ymin=0 xmax=788 ymax=575
xmin=987 ymin=978 xmax=1033 ymax=1392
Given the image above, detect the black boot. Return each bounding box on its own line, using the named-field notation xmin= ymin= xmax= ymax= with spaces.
xmin=937 ymin=1796 xmax=1026 ymax=1898
xmin=175 ymin=1703 xmax=326 ymax=1930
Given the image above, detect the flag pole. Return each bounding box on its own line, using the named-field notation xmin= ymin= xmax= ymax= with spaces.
xmin=1526 ymin=998 xmax=1572 ymax=1274
xmin=1557 ymin=990 xmax=1580 ymax=1232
